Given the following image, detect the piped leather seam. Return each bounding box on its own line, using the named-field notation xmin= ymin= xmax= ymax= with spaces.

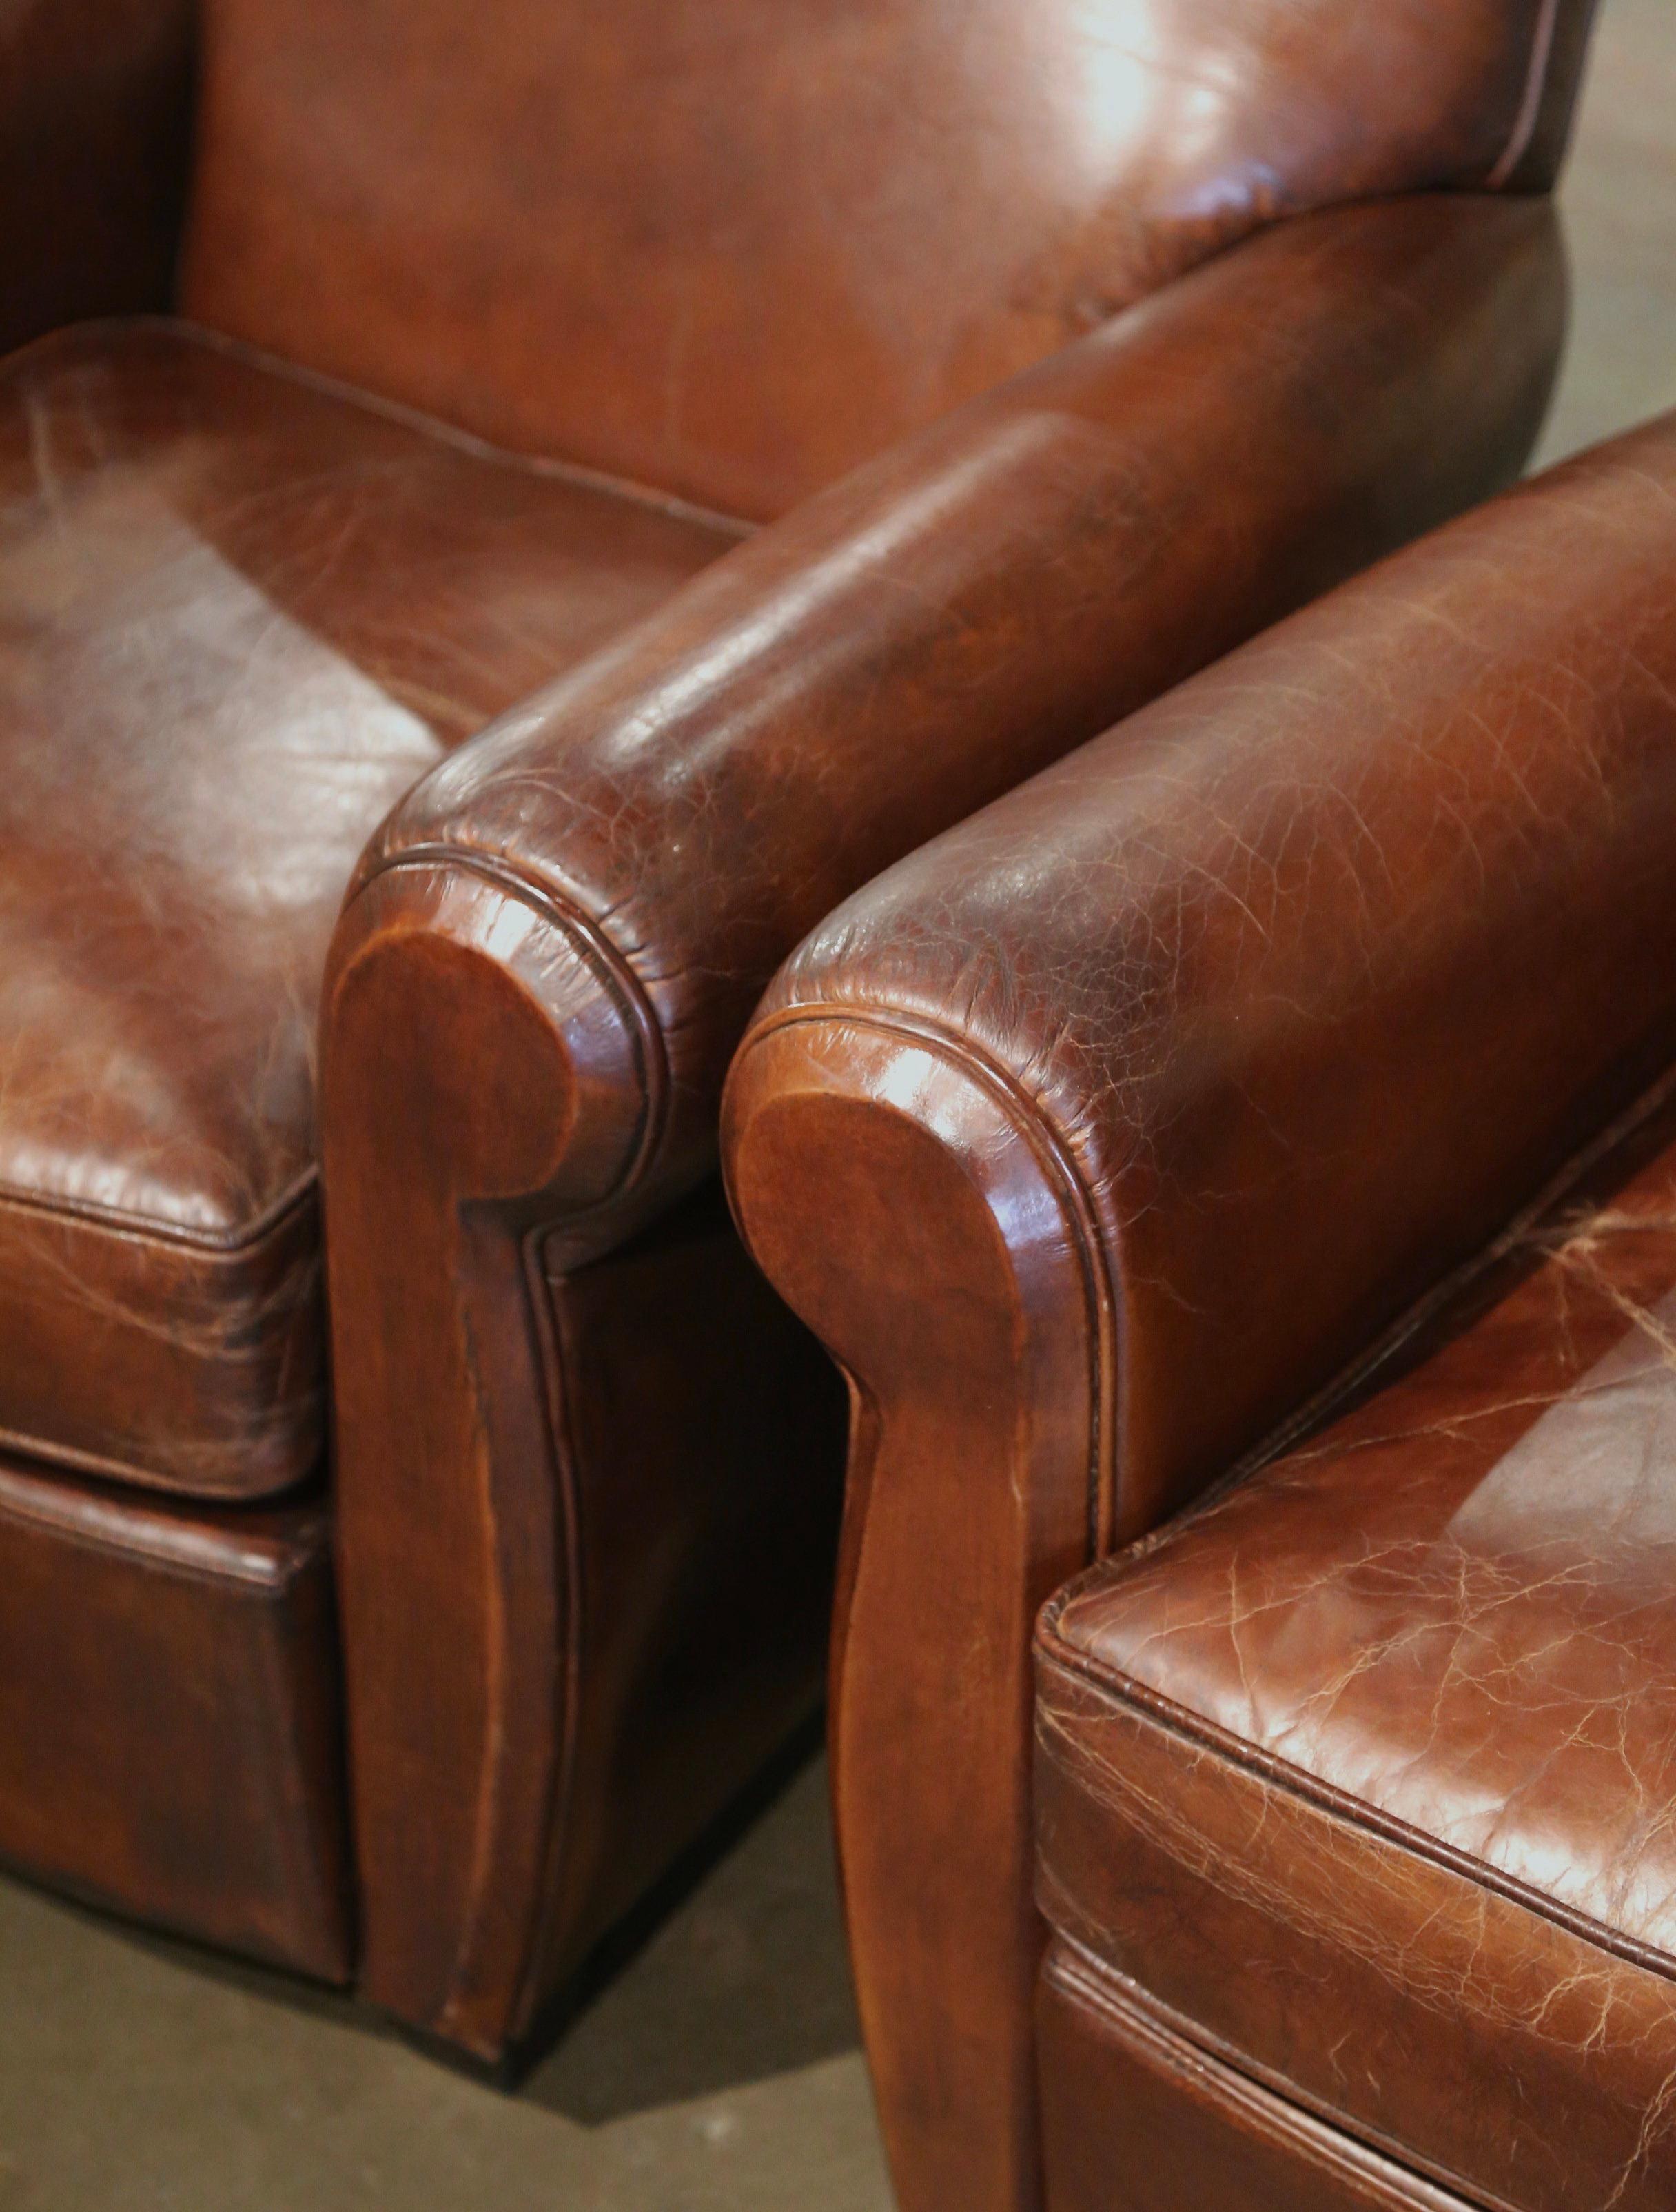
xmin=25 ymin=316 xmax=753 ymax=539
xmin=0 ymin=1485 xmax=318 ymax=1592
xmin=0 ymin=1166 xmax=318 ymax=1259
xmin=353 ymin=842 xmax=671 ymax=1210
xmin=0 ymin=1406 xmax=320 ymax=1507
xmin=1035 ymin=1637 xmax=1676 ymax=1993
xmin=743 ymin=999 xmax=1118 ymax=1559
xmin=342 ymin=842 xmax=667 ymax=2043
xmin=1045 ymin=1940 xmax=1510 ymax=2212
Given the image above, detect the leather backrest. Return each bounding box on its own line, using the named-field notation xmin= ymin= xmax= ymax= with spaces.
xmin=179 ymin=0 xmax=1595 ymax=518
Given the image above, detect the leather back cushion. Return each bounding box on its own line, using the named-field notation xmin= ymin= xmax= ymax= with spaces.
xmin=180 ymin=0 xmax=1590 ymax=519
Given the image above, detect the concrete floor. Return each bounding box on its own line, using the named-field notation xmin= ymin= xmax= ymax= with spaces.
xmin=1 ymin=6 xmax=1671 ymax=2208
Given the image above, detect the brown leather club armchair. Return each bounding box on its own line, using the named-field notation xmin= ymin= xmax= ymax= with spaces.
xmin=0 ymin=0 xmax=1593 ymax=2066
xmin=724 ymin=409 xmax=1676 ymax=2212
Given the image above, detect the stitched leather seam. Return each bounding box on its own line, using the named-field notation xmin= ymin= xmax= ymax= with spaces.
xmin=0 ymin=1167 xmax=318 ymax=1259
xmin=512 ymin=1259 xmax=595 ymax=2039
xmin=743 ymin=1000 xmax=1118 ymax=1556
xmin=354 ymin=843 xmax=671 ymax=1208
xmin=1047 ymin=1940 xmax=1509 ymax=2212
xmin=342 ymin=844 xmax=668 ymax=2039
xmin=14 ymin=317 xmax=752 ymax=539
xmin=0 ymin=1406 xmax=318 ymax=1505
xmin=1036 ymin=1639 xmax=1676 ymax=1990
xmin=0 ymin=1479 xmax=322 ymax=1592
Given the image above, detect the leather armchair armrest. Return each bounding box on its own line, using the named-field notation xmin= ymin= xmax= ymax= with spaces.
xmin=320 ymin=189 xmax=1563 ymax=2062
xmin=344 ymin=191 xmax=1566 ymax=1266
xmin=0 ymin=0 xmax=196 ymax=353
xmin=721 ymin=408 xmax=1676 ymax=2212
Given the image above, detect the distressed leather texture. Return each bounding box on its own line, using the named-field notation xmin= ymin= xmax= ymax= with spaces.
xmin=1036 ymin=1945 xmax=1475 ymax=2211
xmin=0 ymin=321 xmax=729 ymax=1496
xmin=1038 ymin=1108 xmax=1676 ymax=2212
xmin=762 ymin=407 xmax=1676 ymax=1547
xmin=183 ymin=0 xmax=1593 ymax=518
xmin=724 ymin=403 xmax=1675 ymax=2212
xmin=380 ymin=193 xmax=1566 ymax=1255
xmin=0 ymin=0 xmax=1600 ymax=2069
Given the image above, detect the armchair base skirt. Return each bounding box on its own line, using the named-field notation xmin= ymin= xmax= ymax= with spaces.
xmin=1038 ymin=1947 xmax=1474 ymax=2212
xmin=0 ymin=1456 xmax=351 ymax=1981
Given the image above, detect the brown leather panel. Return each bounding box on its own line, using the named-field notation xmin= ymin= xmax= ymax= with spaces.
xmin=331 ymin=1154 xmax=844 ymax=2054
xmin=522 ymin=1185 xmax=845 ymax=2029
xmin=1038 ymin=1946 xmax=1473 ymax=2212
xmin=397 ymin=193 xmax=1565 ymax=1267
xmin=718 ymin=195 xmax=1564 ymax=2212
xmin=1037 ymin=1122 xmax=1676 ymax=2212
xmin=0 ymin=1454 xmax=349 ymax=1978
xmin=0 ymin=0 xmax=195 ymax=353
xmin=725 ymin=1024 xmax=1100 ymax=2212
xmin=0 ymin=319 xmax=730 ymax=1496
xmin=181 ymin=0 xmax=1592 ymax=517
xmin=766 ymin=405 xmax=1676 ymax=1554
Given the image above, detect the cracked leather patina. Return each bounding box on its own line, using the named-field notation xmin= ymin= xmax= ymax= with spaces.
xmin=724 ymin=406 xmax=1676 ymax=2212
xmin=1039 ymin=1116 xmax=1676 ymax=2212
xmin=185 ymin=0 xmax=1593 ymax=520
xmin=0 ymin=0 xmax=1598 ymax=2082
xmin=0 ymin=320 xmax=733 ymax=1499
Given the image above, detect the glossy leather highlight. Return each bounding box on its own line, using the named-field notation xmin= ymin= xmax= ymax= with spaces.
xmin=0 ymin=0 xmax=1601 ymax=2068
xmin=1040 ymin=1106 xmax=1676 ymax=2212
xmin=183 ymin=0 xmax=1594 ymax=517
xmin=0 ymin=321 xmax=729 ymax=1498
xmin=726 ymin=406 xmax=1676 ymax=2211
xmin=398 ymin=193 xmax=1566 ymax=1247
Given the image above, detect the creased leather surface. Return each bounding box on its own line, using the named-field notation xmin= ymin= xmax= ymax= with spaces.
xmin=0 ymin=320 xmax=730 ymax=1495
xmin=182 ymin=0 xmax=1595 ymax=517
xmin=764 ymin=407 xmax=1676 ymax=1548
xmin=1038 ymin=1115 xmax=1676 ymax=2212
xmin=1039 ymin=1945 xmax=1476 ymax=2211
xmin=384 ymin=192 xmax=1565 ymax=1274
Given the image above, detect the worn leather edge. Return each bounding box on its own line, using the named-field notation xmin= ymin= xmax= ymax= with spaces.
xmin=1034 ymin=1630 xmax=1676 ymax=1992
xmin=0 ymin=1166 xmax=317 ymax=1259
xmin=0 ymin=316 xmax=753 ymax=535
xmin=738 ymin=1000 xmax=1118 ymax=1549
xmin=0 ymin=1464 xmax=325 ymax=1592
xmin=1042 ymin=1940 xmax=1501 ymax=2212
xmin=349 ymin=844 xmax=668 ymax=1223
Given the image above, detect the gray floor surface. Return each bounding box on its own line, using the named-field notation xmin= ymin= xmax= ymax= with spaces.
xmin=1 ymin=4 xmax=1671 ymax=2205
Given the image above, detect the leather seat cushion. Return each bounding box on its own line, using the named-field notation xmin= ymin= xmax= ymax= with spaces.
xmin=0 ymin=318 xmax=735 ymax=1498
xmin=1036 ymin=1110 xmax=1676 ymax=2212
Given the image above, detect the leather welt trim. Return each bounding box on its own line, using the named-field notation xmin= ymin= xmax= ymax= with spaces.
xmin=1045 ymin=1942 xmax=1508 ymax=2212
xmin=1035 ymin=1632 xmax=1676 ymax=1992
xmin=354 ymin=841 xmax=670 ymax=1209
xmin=0 ymin=1167 xmax=317 ymax=1259
xmin=743 ymin=1000 xmax=1118 ymax=1556
xmin=0 ymin=1474 xmax=325 ymax=1592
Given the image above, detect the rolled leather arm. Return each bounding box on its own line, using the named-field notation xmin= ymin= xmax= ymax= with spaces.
xmin=721 ymin=408 xmax=1676 ymax=2212
xmin=0 ymin=0 xmax=196 ymax=352
xmin=321 ymin=189 xmax=1562 ymax=2064
xmin=347 ymin=191 xmax=1567 ymax=1266
xmin=731 ymin=406 xmax=1676 ymax=1543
